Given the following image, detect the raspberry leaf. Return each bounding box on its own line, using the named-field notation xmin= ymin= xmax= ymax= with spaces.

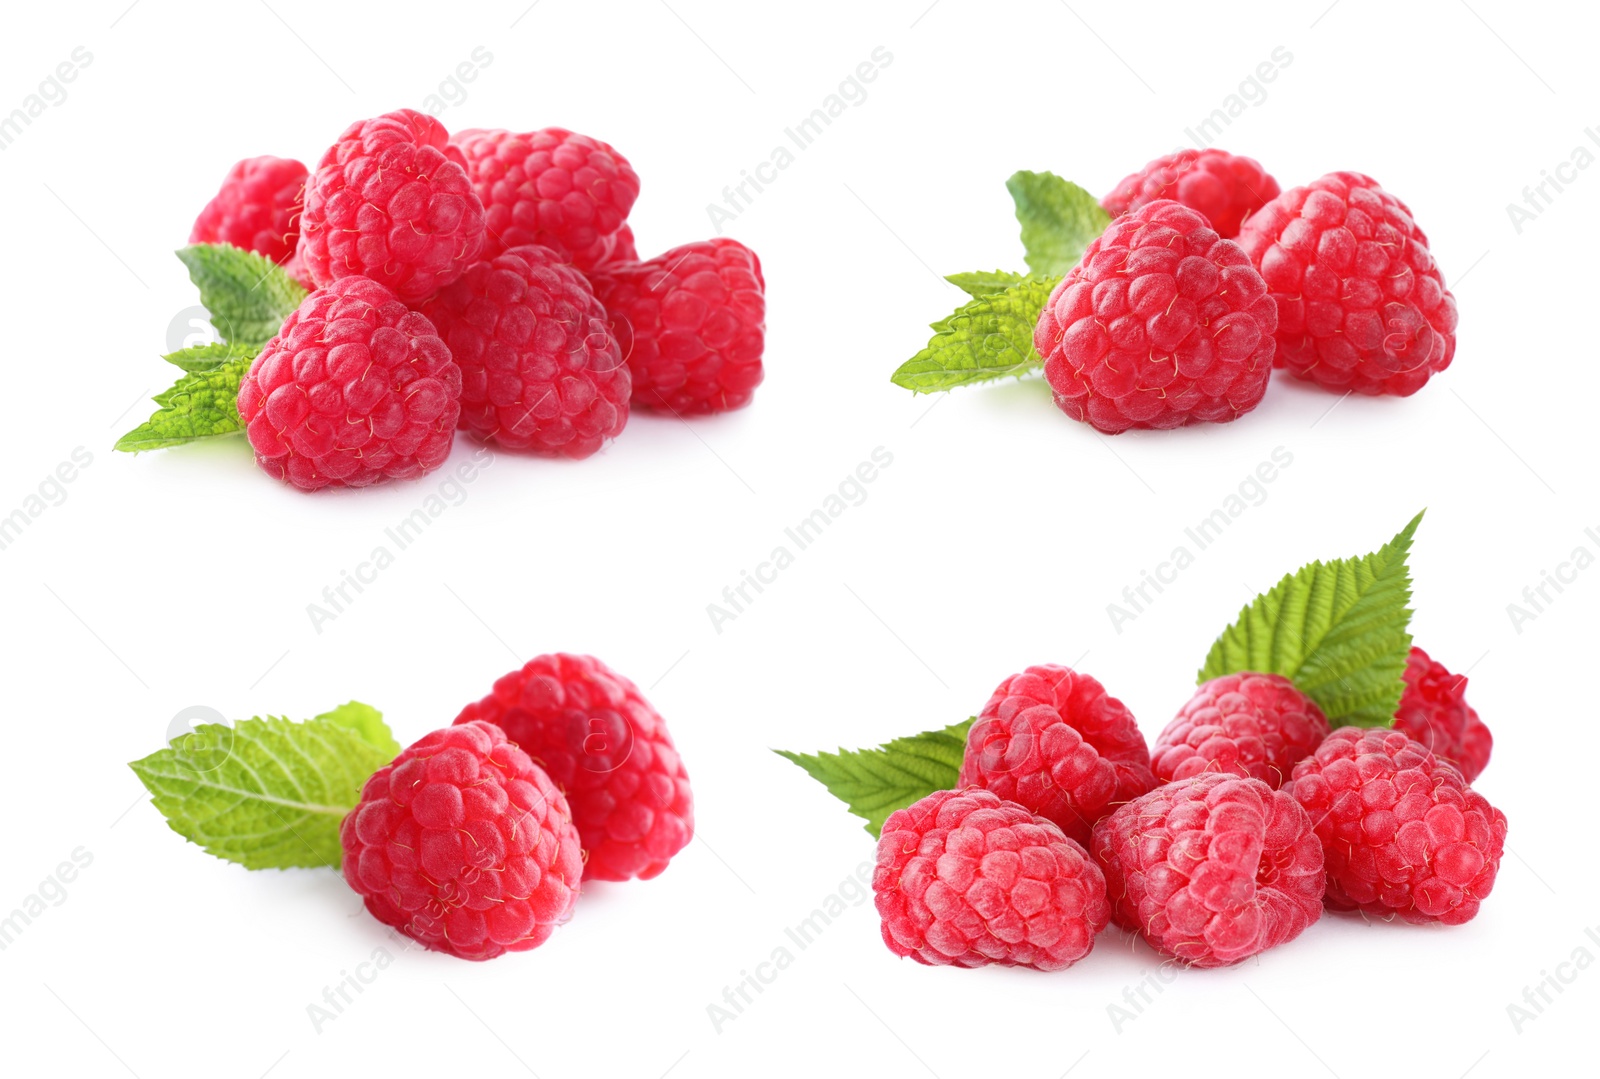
xmin=1199 ymin=512 xmax=1424 ymax=727
xmin=115 ymin=356 xmax=253 ymax=452
xmin=775 ymin=720 xmax=973 ymax=837
xmin=891 ymin=275 xmax=1060 ymax=393
xmin=163 ymin=341 xmax=256 ymax=373
xmin=1006 ymin=171 xmax=1109 ymax=277
xmin=128 ymin=714 xmax=390 ymax=870
xmin=314 ymin=701 xmax=400 ymax=759
xmin=176 ymin=242 xmax=307 ymax=348
xmin=945 ymin=270 xmax=1027 ymax=299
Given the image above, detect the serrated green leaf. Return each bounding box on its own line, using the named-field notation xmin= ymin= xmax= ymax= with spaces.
xmin=775 ymin=720 xmax=973 ymax=838
xmin=164 ymin=341 xmax=255 ymax=373
xmin=945 ymin=270 xmax=1027 ymax=299
xmin=116 ymin=356 xmax=252 ymax=452
xmin=892 ymin=275 xmax=1059 ymax=393
xmin=1198 ymin=512 xmax=1424 ymax=727
xmin=129 ymin=716 xmax=390 ymax=870
xmin=1006 ymin=171 xmax=1109 ymax=277
xmin=176 ymin=242 xmax=307 ymax=348
xmin=314 ymin=701 xmax=400 ymax=760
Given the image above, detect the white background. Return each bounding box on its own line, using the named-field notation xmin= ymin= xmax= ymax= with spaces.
xmin=1 ymin=1 xmax=1595 ymax=1076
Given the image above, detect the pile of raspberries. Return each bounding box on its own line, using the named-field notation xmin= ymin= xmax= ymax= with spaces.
xmin=1036 ymin=148 xmax=1459 ymax=433
xmin=341 ymin=653 xmax=693 ymax=961
xmin=190 ymin=110 xmax=766 ymax=491
xmin=874 ymin=647 xmax=1504 ymax=970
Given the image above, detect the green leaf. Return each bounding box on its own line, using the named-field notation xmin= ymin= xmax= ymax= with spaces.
xmin=1198 ymin=512 xmax=1425 ymax=727
xmin=115 ymin=356 xmax=253 ymax=452
xmin=129 ymin=715 xmax=391 ymax=870
xmin=945 ymin=270 xmax=1027 ymax=299
xmin=314 ymin=701 xmax=400 ymax=760
xmin=176 ymin=242 xmax=307 ymax=348
xmin=892 ymin=275 xmax=1059 ymax=393
xmin=775 ymin=719 xmax=973 ymax=838
xmin=1006 ymin=171 xmax=1110 ymax=277
xmin=164 ymin=341 xmax=255 ymax=373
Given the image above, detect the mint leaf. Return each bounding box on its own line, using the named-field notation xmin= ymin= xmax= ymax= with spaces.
xmin=892 ymin=275 xmax=1059 ymax=393
xmin=115 ymin=356 xmax=253 ymax=452
xmin=176 ymin=243 xmax=306 ymax=348
xmin=314 ymin=701 xmax=400 ymax=760
xmin=1006 ymin=171 xmax=1109 ymax=277
xmin=1198 ymin=512 xmax=1424 ymax=727
xmin=164 ymin=341 xmax=255 ymax=373
xmin=945 ymin=270 xmax=1027 ymax=299
xmin=129 ymin=715 xmax=390 ymax=870
xmin=776 ymin=720 xmax=972 ymax=837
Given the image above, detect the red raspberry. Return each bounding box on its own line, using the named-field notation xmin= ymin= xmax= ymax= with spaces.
xmin=299 ymin=109 xmax=487 ymax=304
xmin=588 ymin=238 xmax=766 ymax=414
xmin=1033 ymin=200 xmax=1278 ymax=433
xmin=419 ymin=245 xmax=629 ymax=458
xmin=1103 ymin=148 xmax=1280 ymax=238
xmin=1237 ymin=172 xmax=1458 ymax=396
xmin=874 ymin=788 xmax=1110 ymax=971
xmin=1286 ymin=727 xmax=1507 ymax=925
xmin=1393 ymin=647 xmax=1492 ymax=782
xmin=237 ymin=276 xmax=461 ymax=490
xmin=340 ymin=721 xmax=583 ymax=961
xmin=452 ymin=128 xmax=639 ymax=271
xmin=959 ymin=665 xmax=1156 ymax=847
xmin=1092 ymin=773 xmax=1325 ymax=967
xmin=1152 ymin=673 xmax=1328 ymax=789
xmin=454 ymin=654 xmax=692 ymax=882
xmin=189 ymin=155 xmax=307 ymax=266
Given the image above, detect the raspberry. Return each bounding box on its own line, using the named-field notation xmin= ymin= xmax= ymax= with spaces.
xmin=237 ymin=276 xmax=461 ymax=490
xmin=874 ymin=788 xmax=1110 ymax=970
xmin=452 ymin=128 xmax=640 ymax=271
xmin=1033 ymin=200 xmax=1279 ymax=433
xmin=419 ymin=245 xmax=629 ymax=458
xmin=189 ymin=156 xmax=307 ymax=266
xmin=299 ymin=109 xmax=487 ymax=304
xmin=588 ymin=238 xmax=766 ymax=414
xmin=1103 ymin=148 xmax=1280 ymax=238
xmin=1393 ymin=647 xmax=1492 ymax=782
xmin=1237 ymin=172 xmax=1458 ymax=396
xmin=1152 ymin=673 xmax=1328 ymax=789
xmin=454 ymin=654 xmax=692 ymax=881
xmin=958 ymin=665 xmax=1156 ymax=847
xmin=1285 ymin=727 xmax=1507 ymax=925
xmin=340 ymin=721 xmax=583 ymax=961
xmin=1092 ymin=773 xmax=1325 ymax=967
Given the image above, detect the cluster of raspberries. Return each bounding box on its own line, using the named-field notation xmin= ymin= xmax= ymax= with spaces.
xmin=1035 ymin=147 xmax=1458 ymax=433
xmin=340 ymin=653 xmax=693 ymax=960
xmin=190 ymin=110 xmax=766 ymax=491
xmin=874 ymin=648 xmax=1504 ymax=971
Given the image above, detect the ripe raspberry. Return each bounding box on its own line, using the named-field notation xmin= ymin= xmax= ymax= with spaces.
xmin=1393 ymin=647 xmax=1492 ymax=782
xmin=454 ymin=654 xmax=692 ymax=882
xmin=1152 ymin=673 xmax=1328 ymax=789
xmin=237 ymin=276 xmax=461 ymax=490
xmin=340 ymin=721 xmax=582 ymax=961
xmin=959 ymin=665 xmax=1156 ymax=847
xmin=1286 ymin=727 xmax=1507 ymax=924
xmin=1034 ymin=200 xmax=1278 ymax=433
xmin=874 ymin=788 xmax=1110 ymax=970
xmin=1237 ymin=172 xmax=1458 ymax=396
xmin=588 ymin=238 xmax=766 ymax=414
xmin=420 ymin=245 xmax=629 ymax=458
xmin=189 ymin=156 xmax=308 ymax=266
xmin=299 ymin=109 xmax=486 ymax=304
xmin=1092 ymin=773 xmax=1325 ymax=967
xmin=452 ymin=128 xmax=640 ymax=271
xmin=1103 ymin=148 xmax=1280 ymax=238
